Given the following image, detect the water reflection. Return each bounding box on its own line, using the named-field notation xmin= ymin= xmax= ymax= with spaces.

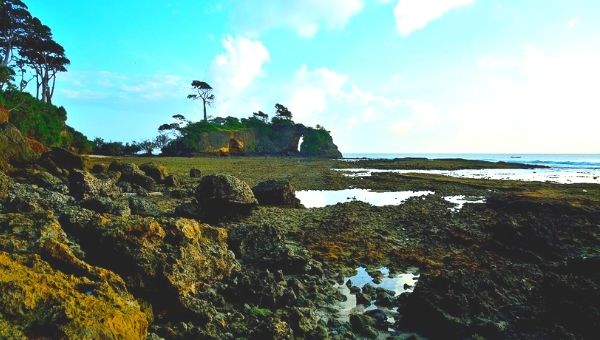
xmin=296 ymin=189 xmax=433 ymax=208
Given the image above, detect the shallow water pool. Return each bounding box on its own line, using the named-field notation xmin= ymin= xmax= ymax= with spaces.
xmin=334 ymin=267 xmax=419 ymax=324
xmin=295 ymin=189 xmax=433 ymax=208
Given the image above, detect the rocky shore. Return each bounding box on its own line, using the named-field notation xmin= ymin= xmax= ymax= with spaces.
xmin=1 ymin=122 xmax=598 ymax=339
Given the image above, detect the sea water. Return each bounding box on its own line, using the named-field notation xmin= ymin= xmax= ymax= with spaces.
xmin=340 ymin=154 xmax=600 ymax=184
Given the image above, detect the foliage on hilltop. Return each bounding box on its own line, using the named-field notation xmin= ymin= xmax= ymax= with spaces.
xmin=0 ymin=89 xmax=92 ymax=152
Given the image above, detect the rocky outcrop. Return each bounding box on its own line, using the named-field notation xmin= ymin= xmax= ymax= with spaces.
xmin=0 ymin=213 xmax=148 ymax=339
xmin=0 ymin=251 xmax=148 ymax=339
xmin=139 ymin=162 xmax=168 ymax=182
xmin=163 ymin=124 xmax=342 ymax=158
xmin=252 ymin=180 xmax=302 ymax=208
xmin=60 ymin=211 xmax=240 ymax=312
xmin=68 ymin=169 xmax=121 ymax=200
xmin=194 ymin=174 xmax=258 ymax=220
xmin=40 ymin=147 xmax=88 ymax=171
xmin=108 ymin=161 xmax=157 ymax=191
xmin=0 ymin=123 xmax=38 ymax=172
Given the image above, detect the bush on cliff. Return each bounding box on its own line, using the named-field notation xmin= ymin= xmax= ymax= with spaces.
xmin=0 ymin=90 xmax=92 ymax=152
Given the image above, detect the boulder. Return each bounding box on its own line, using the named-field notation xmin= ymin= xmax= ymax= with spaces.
xmin=189 ymin=168 xmax=202 ymax=178
xmin=164 ymin=174 xmax=180 ymax=187
xmin=252 ymin=180 xmax=302 ymax=207
xmin=68 ymin=169 xmax=121 ymax=200
xmin=81 ymin=197 xmax=131 ymax=216
xmin=349 ymin=314 xmax=378 ymax=338
xmin=108 ymin=161 xmax=139 ymax=177
xmin=0 ymin=123 xmax=37 ymax=172
xmin=40 ymin=147 xmax=88 ymax=171
xmin=108 ymin=161 xmax=156 ymax=191
xmin=139 ymin=162 xmax=168 ymax=182
xmin=194 ymin=174 xmax=258 ymax=220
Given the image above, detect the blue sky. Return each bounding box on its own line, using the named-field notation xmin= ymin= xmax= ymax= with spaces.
xmin=25 ymin=0 xmax=600 ymax=153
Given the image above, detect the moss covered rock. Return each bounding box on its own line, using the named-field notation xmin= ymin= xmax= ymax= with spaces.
xmin=0 ymin=123 xmax=38 ymax=172
xmin=61 ymin=212 xmax=240 ymax=311
xmin=0 ymin=251 xmax=148 ymax=339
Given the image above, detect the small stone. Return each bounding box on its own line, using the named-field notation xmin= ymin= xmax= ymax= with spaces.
xmin=189 ymin=168 xmax=202 ymax=178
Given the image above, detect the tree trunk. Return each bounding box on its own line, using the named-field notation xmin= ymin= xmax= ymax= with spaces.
xmin=203 ymin=100 xmax=207 ymax=121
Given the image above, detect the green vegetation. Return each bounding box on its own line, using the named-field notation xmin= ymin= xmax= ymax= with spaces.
xmin=1 ymin=0 xmax=69 ymax=103
xmin=0 ymin=89 xmax=91 ymax=151
xmin=0 ymin=0 xmax=91 ymax=153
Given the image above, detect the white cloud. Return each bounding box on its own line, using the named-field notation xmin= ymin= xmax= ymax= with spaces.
xmin=287 ymin=65 xmax=349 ymax=121
xmin=210 ymin=36 xmax=270 ymax=95
xmin=209 ymin=36 xmax=270 ymax=115
xmin=58 ymin=72 xmax=188 ymax=101
xmin=564 ymin=17 xmax=580 ymax=31
xmin=235 ymin=0 xmax=364 ymax=38
xmin=441 ymin=45 xmax=600 ymax=153
xmin=393 ymin=0 xmax=474 ymax=36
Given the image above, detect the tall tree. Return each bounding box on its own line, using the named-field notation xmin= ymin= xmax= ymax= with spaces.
xmin=187 ymin=80 xmax=214 ymax=121
xmin=0 ymin=0 xmax=31 ymax=89
xmin=0 ymin=0 xmax=31 ymax=67
xmin=18 ymin=17 xmax=69 ymax=103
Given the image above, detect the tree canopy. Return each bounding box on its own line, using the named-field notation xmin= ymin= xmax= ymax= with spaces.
xmin=187 ymin=80 xmax=214 ymax=121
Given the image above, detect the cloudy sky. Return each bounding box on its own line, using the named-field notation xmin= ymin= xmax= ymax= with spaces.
xmin=27 ymin=0 xmax=600 ymax=153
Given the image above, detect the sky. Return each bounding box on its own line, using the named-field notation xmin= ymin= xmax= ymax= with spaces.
xmin=25 ymin=0 xmax=600 ymax=153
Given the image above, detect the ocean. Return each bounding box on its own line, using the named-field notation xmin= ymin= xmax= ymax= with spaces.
xmin=342 ymin=153 xmax=600 ymax=169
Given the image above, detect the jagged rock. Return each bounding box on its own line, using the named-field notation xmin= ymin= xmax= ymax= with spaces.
xmin=109 ymin=162 xmax=157 ymax=191
xmin=349 ymin=314 xmax=378 ymax=338
xmin=128 ymin=196 xmax=160 ymax=217
xmin=0 ymin=251 xmax=148 ymax=339
xmin=108 ymin=161 xmax=139 ymax=176
xmin=0 ymin=212 xmax=147 ymax=338
xmin=81 ymin=197 xmax=131 ymax=216
xmin=60 ymin=212 xmax=240 ymax=311
xmin=129 ymin=172 xmax=156 ymax=191
xmin=228 ymin=224 xmax=322 ymax=275
xmin=6 ymin=182 xmax=75 ymax=214
xmin=13 ymin=168 xmax=65 ymax=192
xmin=252 ymin=180 xmax=302 ymax=207
xmin=164 ymin=174 xmax=180 ymax=187
xmin=68 ymin=169 xmax=121 ymax=200
xmin=0 ymin=123 xmax=38 ymax=172
xmin=40 ymin=147 xmax=88 ymax=171
xmin=0 ymin=213 xmax=123 ymax=289
xmin=194 ymin=174 xmax=258 ymax=220
xmin=189 ymin=168 xmax=202 ymax=178
xmin=140 ymin=162 xmax=168 ymax=182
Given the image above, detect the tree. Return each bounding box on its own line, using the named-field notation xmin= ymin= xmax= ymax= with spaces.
xmin=0 ymin=0 xmax=31 ymax=90
xmin=0 ymin=0 xmax=31 ymax=67
xmin=18 ymin=17 xmax=69 ymax=103
xmin=187 ymin=80 xmax=214 ymax=122
xmin=253 ymin=110 xmax=268 ymax=123
xmin=275 ymin=103 xmax=292 ymax=119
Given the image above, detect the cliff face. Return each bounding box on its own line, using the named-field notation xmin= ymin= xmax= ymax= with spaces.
xmin=165 ymin=124 xmax=342 ymax=158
